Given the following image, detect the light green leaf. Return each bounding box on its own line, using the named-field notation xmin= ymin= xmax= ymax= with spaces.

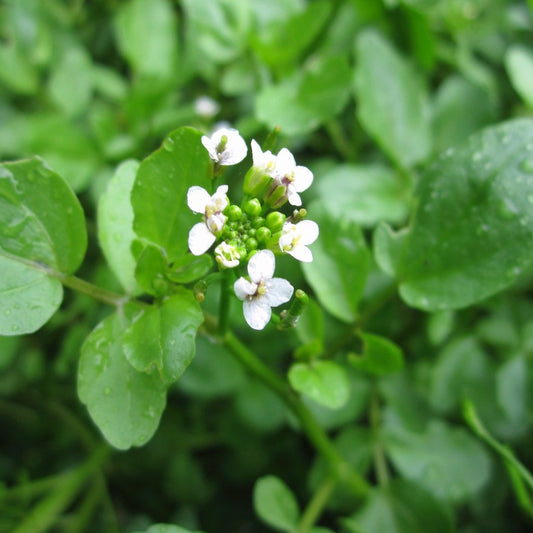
xmin=0 ymin=158 xmax=87 ymax=335
xmin=132 ymin=525 xmax=205 ymax=533
xmin=505 ymin=45 xmax=533 ymax=110
xmin=48 ymin=44 xmax=93 ymax=117
xmin=349 ymin=333 xmax=404 ymax=376
xmin=394 ymin=119 xmax=533 ymax=311
xmin=496 ymin=355 xmax=532 ymax=422
xmin=253 ymin=475 xmax=299 ymax=532
xmin=78 ymin=307 xmax=167 ymax=450
xmin=122 ymin=289 xmax=203 ymax=385
xmin=302 ymin=202 xmax=370 ymax=323
xmin=354 ymin=29 xmax=431 ymax=168
xmin=97 ymin=160 xmax=141 ymax=295
xmin=384 ymin=420 xmax=492 ymax=503
xmin=114 ymin=0 xmax=178 ymax=79
xmin=344 ymin=480 xmax=453 ymax=533
xmin=289 ymin=360 xmax=350 ymax=409
xmin=317 ymin=164 xmax=411 ymax=227
xmin=131 ymin=127 xmax=212 ymax=262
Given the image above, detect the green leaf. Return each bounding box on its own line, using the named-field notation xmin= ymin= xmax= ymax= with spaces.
xmin=384 ymin=420 xmax=492 ymax=503
xmin=288 ymin=360 xmax=350 ymax=409
xmin=505 ymin=45 xmax=533 ymax=110
xmin=0 ymin=158 xmax=87 ymax=335
xmin=496 ymin=355 xmax=532 ymax=422
xmin=132 ymin=525 xmax=205 ymax=533
xmin=134 ymin=242 xmax=169 ymax=296
xmin=114 ymin=0 xmax=178 ymax=79
xmin=344 ymin=480 xmax=453 ymax=533
xmin=256 ymin=55 xmax=351 ymax=136
xmin=47 ymin=44 xmax=93 ymax=117
xmin=349 ymin=333 xmax=404 ymax=376
xmin=166 ymin=254 xmax=213 ymax=284
xmin=122 ymin=289 xmax=203 ymax=385
xmin=253 ymin=475 xmax=299 ymax=532
xmin=393 ymin=118 xmax=533 ymax=311
xmin=78 ymin=307 xmax=167 ymax=450
xmin=354 ymin=29 xmax=431 ymax=168
xmin=97 ymin=159 xmax=141 ymax=295
xmin=317 ymin=164 xmax=411 ymax=227
xmin=302 ymin=202 xmax=370 ymax=323
xmin=131 ymin=127 xmax=212 ymax=262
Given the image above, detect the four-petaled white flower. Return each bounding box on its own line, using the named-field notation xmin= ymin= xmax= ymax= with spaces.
xmin=215 ymin=241 xmax=241 ymax=268
xmin=279 ymin=220 xmax=319 ymax=262
xmin=273 ymin=149 xmax=313 ymax=206
xmin=201 ymin=127 xmax=247 ymax=166
xmin=188 ymin=185 xmax=229 ymax=255
xmin=251 ymin=139 xmax=278 ymax=176
xmin=234 ymin=250 xmax=294 ymax=330
xmin=194 ymin=95 xmax=220 ymax=119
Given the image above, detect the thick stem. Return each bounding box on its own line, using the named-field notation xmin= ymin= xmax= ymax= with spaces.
xmin=222 ymin=330 xmax=369 ymax=499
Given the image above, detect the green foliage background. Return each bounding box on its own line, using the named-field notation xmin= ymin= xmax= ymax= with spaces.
xmin=2 ymin=0 xmax=533 ymax=532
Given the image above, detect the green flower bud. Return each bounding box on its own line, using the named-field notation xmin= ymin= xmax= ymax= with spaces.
xmin=252 ymin=216 xmax=265 ymax=229
xmin=255 ymin=226 xmax=271 ymax=243
xmin=237 ymin=246 xmax=247 ymax=259
xmin=266 ymin=211 xmax=286 ymax=233
xmin=243 ymin=167 xmax=272 ymax=197
xmin=264 ymin=183 xmax=287 ymax=208
xmin=247 ymin=228 xmax=256 ymax=237
xmin=245 ymin=237 xmax=258 ymax=250
xmin=226 ymin=204 xmax=243 ymax=221
xmin=243 ymin=198 xmax=262 ymax=217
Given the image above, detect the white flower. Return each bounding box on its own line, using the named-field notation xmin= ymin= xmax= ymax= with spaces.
xmin=251 ymin=139 xmax=277 ymax=176
xmin=234 ymin=250 xmax=293 ymax=330
xmin=279 ymin=220 xmax=319 ymax=262
xmin=215 ymin=241 xmax=241 ymax=268
xmin=201 ymin=127 xmax=247 ymax=166
xmin=194 ymin=95 xmax=220 ymax=118
xmin=273 ymin=149 xmax=313 ymax=206
xmin=187 ymin=185 xmax=229 ymax=255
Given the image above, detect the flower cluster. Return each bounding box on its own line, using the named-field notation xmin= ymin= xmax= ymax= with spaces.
xmin=187 ymin=127 xmax=319 ymax=330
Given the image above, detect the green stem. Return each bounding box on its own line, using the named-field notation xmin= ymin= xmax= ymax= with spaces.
xmin=222 ymin=330 xmax=369 ymax=498
xmin=325 ymin=120 xmax=354 ymax=162
xmin=58 ymin=274 xmax=128 ymax=307
xmin=370 ymin=387 xmax=389 ymax=487
xmin=218 ymin=270 xmax=233 ymax=335
xmin=12 ymin=446 xmax=110 ymax=533
xmin=297 ymin=477 xmax=336 ymax=533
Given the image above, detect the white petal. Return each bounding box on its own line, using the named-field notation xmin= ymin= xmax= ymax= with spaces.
xmin=289 ymin=245 xmax=313 ymax=262
xmin=234 ymin=277 xmax=257 ymax=300
xmin=211 ymin=128 xmax=247 ymax=166
xmin=188 ymin=222 xmax=216 ymax=255
xmin=243 ymin=297 xmax=272 ymax=330
xmin=247 ymin=249 xmax=275 ymax=283
xmin=298 ymin=220 xmax=319 ymax=245
xmin=201 ymin=136 xmax=219 ymax=162
xmin=276 ymin=148 xmax=296 ymax=172
xmin=293 ymin=166 xmax=313 ymax=192
xmin=251 ymin=139 xmax=263 ymax=166
xmin=265 ymin=278 xmax=294 ymax=307
xmin=187 ymin=186 xmax=211 ymax=213
xmin=287 ymin=187 xmax=302 ymax=206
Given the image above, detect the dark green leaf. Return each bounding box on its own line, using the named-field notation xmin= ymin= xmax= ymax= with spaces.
xmin=78 ymin=307 xmax=167 ymax=450
xmin=132 ymin=525 xmax=205 ymax=533
xmin=349 ymin=333 xmax=404 ymax=376
xmin=122 ymin=289 xmax=204 ymax=385
xmin=302 ymin=202 xmax=370 ymax=323
xmin=354 ymin=29 xmax=431 ymax=168
xmin=393 ymin=119 xmax=533 ymax=310
xmin=166 ymin=254 xmax=213 ymax=284
xmin=131 ymin=127 xmax=212 ymax=262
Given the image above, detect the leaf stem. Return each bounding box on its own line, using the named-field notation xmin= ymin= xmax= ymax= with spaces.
xmin=370 ymin=387 xmax=390 ymax=487
xmin=218 ymin=270 xmax=233 ymax=335
xmin=56 ymin=274 xmax=128 ymax=307
xmin=222 ymin=330 xmax=369 ymax=499
xmin=296 ymin=476 xmax=336 ymax=533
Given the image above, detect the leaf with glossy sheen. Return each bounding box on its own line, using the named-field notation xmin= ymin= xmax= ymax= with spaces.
xmin=98 ymin=159 xmax=141 ymax=295
xmin=505 ymin=45 xmax=533 ymax=110
xmin=344 ymin=480 xmax=453 ymax=533
xmin=131 ymin=127 xmax=212 ymax=262
xmin=122 ymin=289 xmax=204 ymax=385
xmin=354 ymin=29 xmax=431 ymax=168
xmin=302 ymin=202 xmax=370 ymax=323
xmin=78 ymin=307 xmax=167 ymax=450
xmin=289 ymin=360 xmax=350 ymax=409
xmin=253 ymin=475 xmax=299 ymax=532
xmin=0 ymin=158 xmax=87 ymax=335
xmin=394 ymin=119 xmax=533 ymax=311
xmin=349 ymin=333 xmax=404 ymax=376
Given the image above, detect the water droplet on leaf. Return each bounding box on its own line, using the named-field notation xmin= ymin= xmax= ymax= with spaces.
xmin=520 ymin=160 xmax=533 ymax=174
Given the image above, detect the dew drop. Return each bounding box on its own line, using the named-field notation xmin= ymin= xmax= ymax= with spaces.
xmin=163 ymin=137 xmax=175 ymax=151
xmin=104 ymin=387 xmax=111 ymax=395
xmin=520 ymin=160 xmax=533 ymax=174
xmin=472 ymin=151 xmax=482 ymax=162
xmin=498 ymin=198 xmax=519 ymax=220
xmin=0 ymin=167 xmax=23 ymax=194
xmin=4 ymin=309 xmax=11 ymax=316
xmin=11 ymin=325 xmax=19 ymax=332
xmin=528 ymin=195 xmax=533 ymax=205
